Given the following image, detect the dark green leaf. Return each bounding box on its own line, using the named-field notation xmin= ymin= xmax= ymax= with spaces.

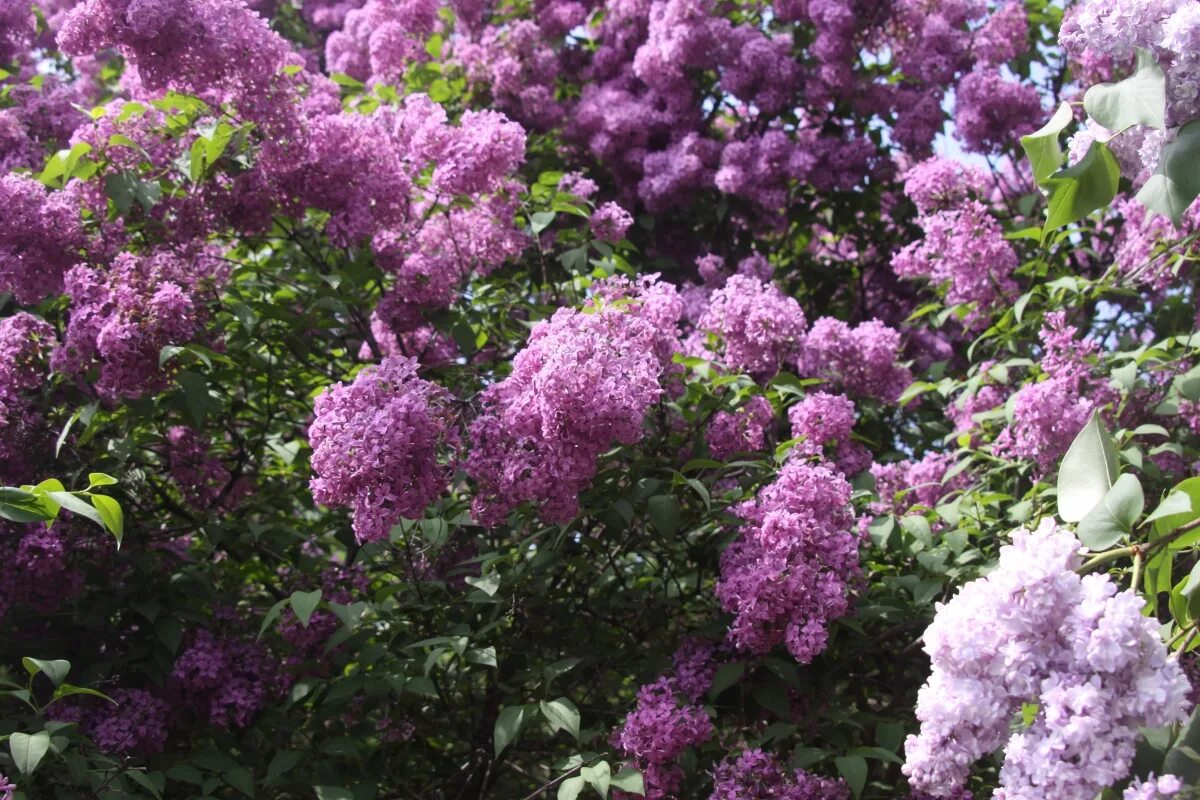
xmin=494 ymin=705 xmax=526 ymax=757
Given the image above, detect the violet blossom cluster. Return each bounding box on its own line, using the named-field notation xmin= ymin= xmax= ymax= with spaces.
xmin=711 ymin=748 xmax=850 ymax=800
xmin=891 ymin=199 xmax=1019 ymax=327
xmin=1124 ymin=775 xmax=1187 ymax=800
xmin=309 ymin=356 xmax=456 ymax=543
xmin=166 ymin=426 xmax=250 ymax=512
xmin=0 ymin=521 xmax=88 ymax=623
xmin=696 ymin=275 xmax=807 ymax=379
xmin=85 ymin=689 xmax=173 ymax=755
xmin=0 ymin=175 xmax=83 ymax=305
xmin=714 ymin=460 xmax=859 ymax=663
xmin=706 ymin=396 xmax=775 ymax=460
xmin=994 ymin=312 xmax=1119 ymax=473
xmin=0 ymin=312 xmax=56 ymax=483
xmin=871 ymin=452 xmax=968 ymax=517
xmin=466 ymin=277 xmax=682 ymax=526
xmin=171 ymin=629 xmax=282 ymax=730
xmin=799 ymin=318 xmax=912 ymax=404
xmin=903 ymin=520 xmax=1189 ymax=800
xmin=786 ymin=391 xmax=871 ymax=476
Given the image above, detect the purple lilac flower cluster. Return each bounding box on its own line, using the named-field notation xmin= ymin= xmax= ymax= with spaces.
xmin=787 ymin=391 xmax=871 ymax=476
xmin=903 ymin=520 xmax=1189 ymax=800
xmin=715 ymin=460 xmax=859 ymax=663
xmin=309 ymin=356 xmax=456 ymax=543
xmin=696 ymin=275 xmax=807 ymax=379
xmin=706 ymin=396 xmax=775 ymax=460
xmin=711 ymin=748 xmax=850 ymax=800
xmin=171 ymin=629 xmax=282 ymax=729
xmin=466 ymin=277 xmax=682 ymax=526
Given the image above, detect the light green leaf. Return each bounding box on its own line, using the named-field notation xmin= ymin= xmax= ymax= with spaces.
xmin=1145 ymin=490 xmax=1194 ymax=527
xmin=1057 ymin=412 xmax=1120 ymax=522
xmin=45 ymin=491 xmax=104 ymax=529
xmin=91 ymin=494 xmax=123 ymax=545
xmin=582 ymin=761 xmax=611 ymax=798
xmin=1077 ymin=473 xmax=1145 ymax=550
xmin=10 ymin=730 xmax=51 ymax=775
xmin=465 ymin=573 xmax=501 ymax=597
xmin=1136 ymin=120 xmax=1200 ymax=226
xmin=1042 ymin=141 xmax=1121 ymax=238
xmin=494 ymin=705 xmax=526 ymax=757
xmin=558 ymin=776 xmax=586 ymax=800
xmin=23 ymin=657 xmax=69 ymax=687
xmin=313 ymin=787 xmax=354 ymax=800
xmin=87 ymin=472 xmax=117 ymax=488
xmin=1084 ymin=48 xmax=1166 ymax=130
xmin=289 ymin=590 xmax=322 ymax=628
xmin=257 ymin=598 xmax=290 ymax=639
xmin=540 ymin=698 xmax=581 ymax=740
xmin=610 ymin=767 xmax=645 ymax=796
xmin=1022 ymin=101 xmax=1073 ymax=184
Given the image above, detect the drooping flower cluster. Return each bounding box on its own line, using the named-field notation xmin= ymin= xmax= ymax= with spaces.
xmin=0 ymin=313 xmax=56 ymax=483
xmin=309 ymin=356 xmax=456 ymax=543
xmin=611 ymin=677 xmax=714 ymax=800
xmin=994 ymin=312 xmax=1119 ymax=473
xmin=86 ymin=689 xmax=173 ymax=755
xmin=706 ymin=396 xmax=775 ymax=460
xmin=0 ymin=175 xmax=83 ymax=305
xmin=711 ymin=748 xmax=850 ymax=800
xmin=903 ymin=521 xmax=1189 ymax=800
xmin=871 ymin=452 xmax=968 ymax=517
xmin=799 ymin=318 xmax=912 ymax=403
xmin=715 ymin=460 xmax=859 ymax=663
xmin=786 ymin=391 xmax=871 ymax=476
xmin=0 ymin=521 xmax=89 ymax=622
xmin=696 ymin=275 xmax=807 ymax=378
xmin=952 ymin=69 xmax=1043 ymax=155
xmin=466 ymin=277 xmax=682 ymax=526
xmin=171 ymin=629 xmax=282 ymax=729
xmin=591 ymin=201 xmax=635 ymax=243
xmin=1123 ymin=775 xmax=1186 ymax=800
xmin=892 ymin=200 xmax=1019 ymax=326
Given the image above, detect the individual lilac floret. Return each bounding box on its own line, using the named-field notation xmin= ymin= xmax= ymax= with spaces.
xmin=711 ymin=748 xmax=850 ymax=800
xmin=1124 ymin=774 xmax=1185 ymax=800
xmin=466 ymin=276 xmax=682 ymax=526
xmin=903 ymin=520 xmax=1189 ymax=800
xmin=706 ymin=395 xmax=774 ymax=459
xmin=309 ymin=356 xmax=456 ymax=543
xmin=591 ymin=201 xmax=635 ymax=243
xmin=698 ymin=274 xmax=807 ymax=379
xmin=715 ymin=460 xmax=859 ymax=663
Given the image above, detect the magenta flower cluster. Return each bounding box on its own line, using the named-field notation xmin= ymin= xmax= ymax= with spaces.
xmin=466 ymin=277 xmax=682 ymax=526
xmin=309 ymin=356 xmax=456 ymax=543
xmin=706 ymin=396 xmax=775 ymax=460
xmin=715 ymin=460 xmax=859 ymax=663
xmin=903 ymin=521 xmax=1189 ymax=800
xmin=711 ymin=748 xmax=850 ymax=800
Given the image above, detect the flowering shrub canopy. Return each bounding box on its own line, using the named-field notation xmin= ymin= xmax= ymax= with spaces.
xmin=1 ymin=0 xmax=1200 ymax=798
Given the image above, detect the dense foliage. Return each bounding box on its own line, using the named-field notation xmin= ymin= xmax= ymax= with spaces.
xmin=2 ymin=0 xmax=1200 ymax=798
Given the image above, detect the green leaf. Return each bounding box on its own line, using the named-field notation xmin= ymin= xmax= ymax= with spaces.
xmin=91 ymin=494 xmax=123 ymax=545
xmin=87 ymin=472 xmax=117 ymax=488
xmin=1021 ymin=101 xmax=1074 ymax=184
xmin=1181 ymin=561 xmax=1200 ymax=601
xmin=1145 ymin=489 xmax=1194 ymax=527
xmin=558 ymin=776 xmax=585 ymax=800
xmin=834 ymin=755 xmax=867 ymax=799
xmin=540 ymin=698 xmax=581 ymax=740
xmin=1042 ymin=141 xmax=1121 ymax=238
xmin=289 ymin=590 xmax=322 ymax=628
xmin=581 ymin=761 xmax=611 ymax=798
xmin=530 ymin=211 xmax=556 ymax=235
xmin=265 ymin=751 xmax=303 ymax=785
xmin=1057 ymin=412 xmax=1120 ymax=523
xmin=708 ymin=661 xmax=745 ymax=700
xmin=45 ymin=491 xmax=104 ymax=529
xmin=51 ymin=683 xmax=114 ymax=704
xmin=23 ymin=657 xmax=70 ymax=687
xmin=646 ymin=495 xmax=680 ymax=536
xmin=313 ymin=787 xmax=354 ymax=800
xmin=610 ymin=767 xmax=645 ymax=796
xmin=1084 ymin=48 xmax=1166 ymax=130
xmin=1136 ymin=120 xmax=1200 ymax=225
xmin=224 ymin=767 xmax=255 ymax=797
xmin=127 ymin=770 xmax=165 ymax=799
xmin=465 ymin=573 xmax=501 ymax=597
xmin=10 ymin=730 xmax=51 ymax=775
xmin=494 ymin=705 xmax=526 ymax=757
xmin=1077 ymin=473 xmax=1145 ymax=550
xmin=257 ymin=598 xmax=289 ymax=639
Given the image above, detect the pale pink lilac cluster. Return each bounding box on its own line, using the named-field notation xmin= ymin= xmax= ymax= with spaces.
xmin=171 ymin=629 xmax=282 ymax=729
xmin=799 ymin=318 xmax=912 ymax=404
xmin=1109 ymin=195 xmax=1200 ymax=290
xmin=697 ymin=275 xmax=807 ymax=379
xmin=892 ymin=199 xmax=1018 ymax=327
xmin=1060 ymin=0 xmax=1200 ymax=185
xmin=787 ymin=391 xmax=870 ymax=476
xmin=715 ymin=461 xmax=859 ymax=663
xmin=1124 ymin=775 xmax=1186 ymax=800
xmin=309 ymin=356 xmax=456 ymax=543
xmin=994 ymin=312 xmax=1119 ymax=473
xmin=466 ymin=277 xmax=682 ymax=526
xmin=903 ymin=520 xmax=1189 ymax=800
xmin=711 ymin=748 xmax=850 ymax=800
xmin=706 ymin=396 xmax=775 ymax=460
